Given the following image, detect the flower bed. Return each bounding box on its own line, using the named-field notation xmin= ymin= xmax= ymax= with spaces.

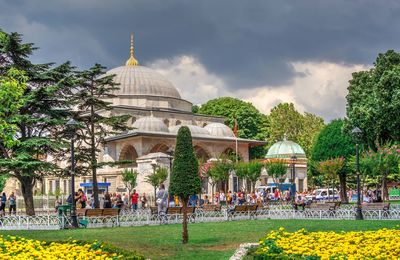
xmin=0 ymin=235 xmax=144 ymax=259
xmin=254 ymin=227 xmax=400 ymax=259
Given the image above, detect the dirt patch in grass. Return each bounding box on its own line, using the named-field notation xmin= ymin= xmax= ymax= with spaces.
xmin=204 ymin=243 xmax=239 ymax=251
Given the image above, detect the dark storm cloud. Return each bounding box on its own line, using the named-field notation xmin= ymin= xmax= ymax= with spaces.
xmin=1 ymin=0 xmax=400 ymax=89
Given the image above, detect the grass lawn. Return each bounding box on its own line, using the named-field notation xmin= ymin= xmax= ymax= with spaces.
xmin=1 ymin=219 xmax=400 ymax=259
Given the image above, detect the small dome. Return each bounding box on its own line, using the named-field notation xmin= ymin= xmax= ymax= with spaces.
xmin=204 ymin=123 xmax=235 ymax=138
xmin=132 ymin=116 xmax=169 ymax=133
xmin=170 ymin=125 xmax=210 ymax=136
xmin=265 ymin=137 xmax=306 ymax=159
xmin=106 ymin=66 xmax=181 ymax=99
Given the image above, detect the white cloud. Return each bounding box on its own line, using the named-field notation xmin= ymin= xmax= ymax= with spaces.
xmin=150 ymin=56 xmax=369 ymax=121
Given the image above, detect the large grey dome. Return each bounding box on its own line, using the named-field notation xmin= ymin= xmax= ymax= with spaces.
xmin=132 ymin=116 xmax=169 ymax=133
xmin=170 ymin=125 xmax=210 ymax=136
xmin=204 ymin=123 xmax=235 ymax=138
xmin=107 ymin=66 xmax=181 ymax=99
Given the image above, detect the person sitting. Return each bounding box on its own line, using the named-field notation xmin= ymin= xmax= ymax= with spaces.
xmin=294 ymin=195 xmax=305 ymax=211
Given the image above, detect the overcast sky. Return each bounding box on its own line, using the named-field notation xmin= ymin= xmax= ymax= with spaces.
xmin=1 ymin=0 xmax=399 ymax=121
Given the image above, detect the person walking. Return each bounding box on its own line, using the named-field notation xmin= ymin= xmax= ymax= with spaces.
xmin=156 ymin=184 xmax=168 ymax=214
xmin=131 ymin=189 xmax=139 ymax=210
xmin=8 ymin=192 xmax=16 ymax=215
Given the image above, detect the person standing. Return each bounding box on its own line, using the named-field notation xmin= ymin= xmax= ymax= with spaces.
xmin=103 ymin=192 xmax=112 ymax=208
xmin=131 ymin=189 xmax=139 ymax=210
xmin=8 ymin=192 xmax=16 ymax=215
xmin=141 ymin=193 xmax=147 ymax=209
xmin=156 ymin=184 xmax=168 ymax=214
xmin=0 ymin=192 xmax=6 ymax=216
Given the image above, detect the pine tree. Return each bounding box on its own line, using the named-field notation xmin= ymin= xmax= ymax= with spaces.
xmin=73 ymin=64 xmax=131 ymax=208
xmin=0 ymin=30 xmax=75 ymax=215
xmin=169 ymin=126 xmax=201 ymax=244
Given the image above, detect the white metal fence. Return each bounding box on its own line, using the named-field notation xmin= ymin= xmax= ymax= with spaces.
xmin=1 ymin=208 xmax=400 ymax=230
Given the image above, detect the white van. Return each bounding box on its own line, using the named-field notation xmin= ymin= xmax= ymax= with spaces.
xmin=255 ymin=185 xmax=278 ymax=199
xmin=305 ymin=188 xmax=339 ymax=201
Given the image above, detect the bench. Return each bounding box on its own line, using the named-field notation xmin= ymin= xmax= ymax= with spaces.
xmin=308 ymin=203 xmax=336 ymax=211
xmin=361 ymin=202 xmax=390 ymax=211
xmin=79 ymin=208 xmax=120 ymax=228
xmin=201 ymin=204 xmax=222 ymax=212
xmin=228 ymin=204 xmax=258 ymax=220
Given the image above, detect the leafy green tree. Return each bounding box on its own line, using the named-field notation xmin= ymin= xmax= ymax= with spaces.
xmin=268 ymin=103 xmax=324 ymax=157
xmin=0 ymin=68 xmax=26 ymax=148
xmin=235 ymin=161 xmax=263 ymax=192
xmin=346 ymin=50 xmax=400 ymax=148
xmin=362 ymin=144 xmax=400 ymax=201
xmin=145 ymin=166 xmax=168 ymax=203
xmin=169 ymin=126 xmax=201 ymax=244
xmin=311 ymin=119 xmax=355 ymax=202
xmin=265 ymin=160 xmax=288 ymax=184
xmin=0 ymin=30 xmax=75 ymax=215
xmin=73 ymin=64 xmax=131 ymax=208
xmin=198 ymin=97 xmax=269 ymax=159
xmin=207 ymin=157 xmax=233 ymax=201
xmin=314 ymin=158 xmax=345 ymax=201
xmin=121 ymin=169 xmax=138 ymax=205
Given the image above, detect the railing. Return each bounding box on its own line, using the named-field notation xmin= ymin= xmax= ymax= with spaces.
xmin=1 ymin=208 xmax=400 ymax=230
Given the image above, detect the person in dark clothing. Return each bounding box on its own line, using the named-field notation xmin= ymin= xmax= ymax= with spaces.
xmin=103 ymin=192 xmax=112 ymax=208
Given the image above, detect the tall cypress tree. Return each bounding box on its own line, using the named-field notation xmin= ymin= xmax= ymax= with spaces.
xmin=170 ymin=126 xmax=201 ymax=244
xmin=73 ymin=64 xmax=130 ymax=208
xmin=0 ymin=30 xmax=75 ymax=215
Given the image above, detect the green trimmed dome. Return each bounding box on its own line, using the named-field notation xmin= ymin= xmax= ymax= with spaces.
xmin=265 ymin=137 xmax=306 ymax=159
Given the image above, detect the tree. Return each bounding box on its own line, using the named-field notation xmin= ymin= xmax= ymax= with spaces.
xmin=73 ymin=64 xmax=131 ymax=208
xmin=310 ymin=119 xmax=355 ymax=202
xmin=0 ymin=68 xmax=26 ymax=148
xmin=145 ymin=166 xmax=168 ymax=203
xmin=363 ymin=143 xmax=400 ymax=201
xmin=0 ymin=30 xmax=75 ymax=215
xmin=206 ymin=157 xmax=233 ymax=201
xmin=121 ymin=169 xmax=138 ymax=205
xmin=268 ymin=103 xmax=324 ymax=157
xmin=314 ymin=158 xmax=345 ymax=201
xmin=198 ymin=97 xmax=269 ymax=159
xmin=235 ymin=161 xmax=263 ymax=192
xmin=169 ymin=126 xmax=201 ymax=244
xmin=346 ymin=50 xmax=400 ymax=148
xmin=264 ymin=160 xmax=288 ymax=184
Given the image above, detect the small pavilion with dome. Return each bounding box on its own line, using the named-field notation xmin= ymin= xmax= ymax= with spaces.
xmin=23 ymin=35 xmax=265 ymax=198
xmin=259 ymin=135 xmax=308 ymax=192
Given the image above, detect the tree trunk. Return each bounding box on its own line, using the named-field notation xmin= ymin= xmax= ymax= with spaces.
xmin=182 ymin=197 xmax=189 ymax=244
xmin=382 ymin=172 xmax=389 ymax=202
xmin=90 ymin=104 xmax=99 ymax=208
xmin=154 ymin=187 xmax=157 ymax=206
xmin=20 ymin=176 xmax=35 ymax=216
xmin=338 ymin=174 xmax=348 ymax=203
xmin=211 ymin=184 xmax=215 ymax=204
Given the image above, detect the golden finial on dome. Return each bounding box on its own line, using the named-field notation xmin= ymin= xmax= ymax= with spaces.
xmin=126 ymin=34 xmax=139 ymax=66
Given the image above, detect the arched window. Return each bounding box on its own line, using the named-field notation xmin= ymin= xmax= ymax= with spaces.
xmin=175 ymin=120 xmax=181 ymax=126
xmin=194 ymin=145 xmax=210 ymax=162
xmin=119 ymin=145 xmax=138 ymax=167
xmin=150 ymin=143 xmax=170 ymax=154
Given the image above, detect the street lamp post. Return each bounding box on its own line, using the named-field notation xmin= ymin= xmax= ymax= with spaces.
xmin=66 ymin=118 xmax=79 ymax=228
xmin=352 ymin=127 xmax=364 ymax=220
xmin=290 ymin=155 xmax=297 ymax=200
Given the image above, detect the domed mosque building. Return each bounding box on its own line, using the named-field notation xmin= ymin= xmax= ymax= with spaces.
xmin=261 ymin=135 xmax=308 ymax=192
xmin=36 ymin=36 xmax=266 ymax=198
